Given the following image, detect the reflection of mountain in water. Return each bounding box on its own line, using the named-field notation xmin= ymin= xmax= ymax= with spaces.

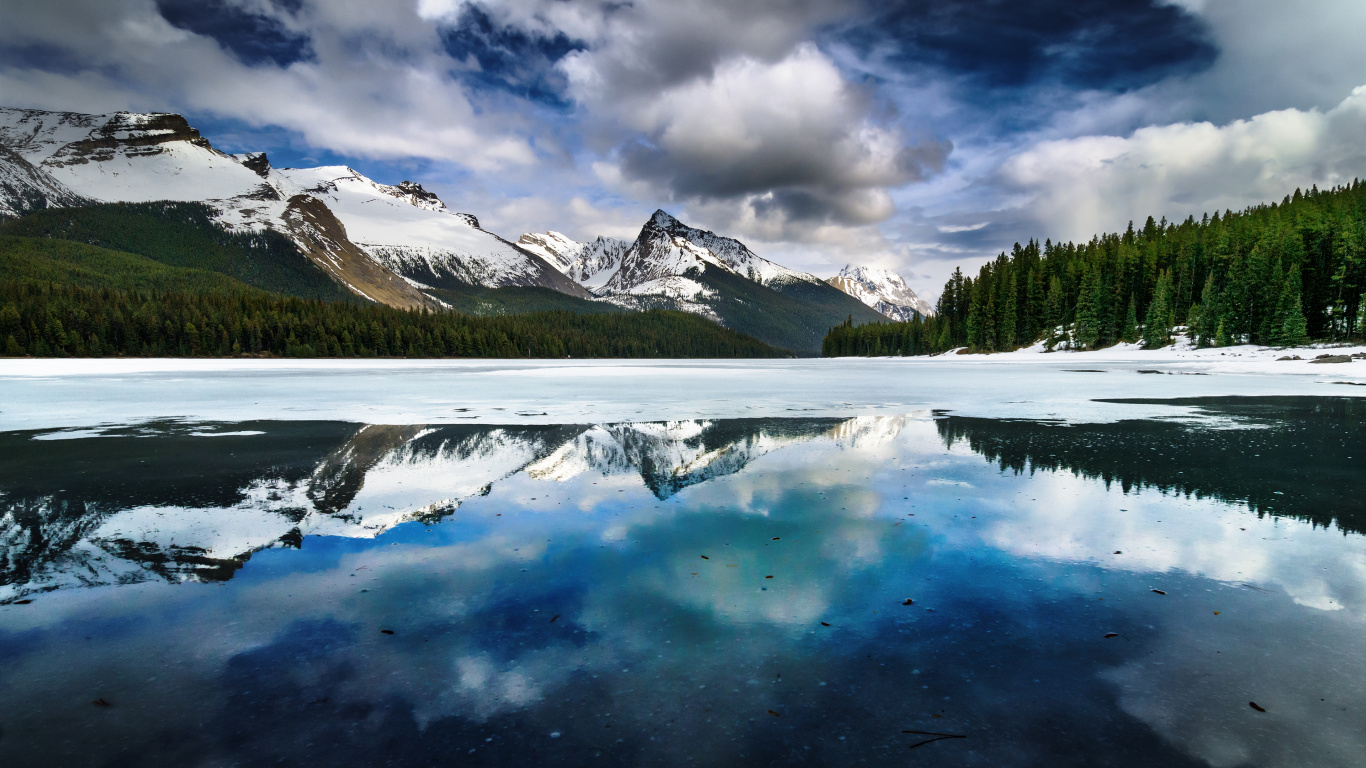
xmin=937 ymin=396 xmax=1365 ymax=536
xmin=528 ymin=418 xmax=845 ymax=498
xmin=0 ymin=417 xmax=861 ymax=602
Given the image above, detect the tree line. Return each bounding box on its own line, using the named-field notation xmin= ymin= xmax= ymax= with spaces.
xmin=0 ymin=281 xmax=787 ymax=359
xmin=824 ymin=181 xmax=1366 ymax=356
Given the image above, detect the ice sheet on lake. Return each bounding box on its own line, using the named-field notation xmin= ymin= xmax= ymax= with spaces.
xmin=1 ymin=354 xmax=1362 ymax=433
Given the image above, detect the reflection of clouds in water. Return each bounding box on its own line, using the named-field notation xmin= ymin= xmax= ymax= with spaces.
xmin=1103 ymin=596 xmax=1366 ymax=768
xmin=970 ymin=470 xmax=1366 ymax=614
xmin=1 ymin=410 xmax=1362 ymax=767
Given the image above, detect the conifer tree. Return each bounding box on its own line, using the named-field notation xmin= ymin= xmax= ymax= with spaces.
xmin=1044 ymin=275 xmax=1065 ymax=348
xmin=1214 ymin=318 xmax=1230 ymax=347
xmin=1074 ymin=265 xmax=1101 ymax=349
xmin=1143 ymin=270 xmax=1174 ymax=348
xmin=1120 ymin=294 xmax=1138 ymax=343
xmin=966 ymin=282 xmax=985 ymax=350
xmin=1276 ymin=266 xmax=1309 ymax=346
xmin=1194 ymin=272 xmax=1218 ymax=347
xmin=1000 ymin=272 xmax=1018 ymax=350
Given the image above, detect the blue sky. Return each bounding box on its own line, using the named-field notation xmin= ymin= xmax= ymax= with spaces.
xmin=3 ymin=0 xmax=1366 ymax=298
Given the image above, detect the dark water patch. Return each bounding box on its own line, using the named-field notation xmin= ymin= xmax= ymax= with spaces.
xmin=938 ymin=396 xmax=1366 ymax=534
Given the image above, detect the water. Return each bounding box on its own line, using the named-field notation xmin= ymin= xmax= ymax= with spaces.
xmin=0 ymin=395 xmax=1363 ymax=767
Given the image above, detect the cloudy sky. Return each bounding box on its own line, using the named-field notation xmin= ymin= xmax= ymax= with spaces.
xmin=4 ymin=0 xmax=1366 ymax=298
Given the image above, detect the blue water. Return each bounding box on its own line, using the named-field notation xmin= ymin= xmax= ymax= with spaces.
xmin=0 ymin=399 xmax=1362 ymax=767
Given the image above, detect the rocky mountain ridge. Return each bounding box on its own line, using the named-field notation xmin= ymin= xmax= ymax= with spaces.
xmin=826 ymin=264 xmax=934 ymax=321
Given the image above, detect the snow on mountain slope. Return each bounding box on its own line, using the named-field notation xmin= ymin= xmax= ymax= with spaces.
xmin=517 ymin=231 xmax=630 ymax=291
xmin=0 ymin=108 xmax=270 ymax=203
xmin=633 ymin=210 xmax=827 ymax=289
xmin=827 ymin=265 xmax=934 ymax=321
xmin=0 ymin=107 xmax=586 ymax=303
xmin=0 ymin=144 xmax=88 ymax=218
xmin=265 ymin=167 xmax=589 ymax=297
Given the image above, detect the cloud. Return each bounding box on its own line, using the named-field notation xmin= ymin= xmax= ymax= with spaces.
xmin=594 ymin=44 xmax=948 ymax=227
xmin=999 ymin=85 xmax=1366 ymax=242
xmin=0 ymin=0 xmax=543 ymax=170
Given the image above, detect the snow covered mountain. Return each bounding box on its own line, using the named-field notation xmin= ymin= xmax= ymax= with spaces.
xmin=0 ymin=144 xmax=88 ymax=218
xmin=516 ymin=231 xmax=631 ymax=291
xmin=520 ymin=210 xmax=887 ymax=351
xmin=0 ymin=107 xmax=585 ymax=305
xmin=826 ymin=265 xmax=934 ymax=321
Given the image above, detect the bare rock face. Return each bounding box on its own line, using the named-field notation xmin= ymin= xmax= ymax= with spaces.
xmin=240 ymin=152 xmax=271 ymax=178
xmin=11 ymin=111 xmax=213 ymax=168
xmin=282 ymin=194 xmax=433 ymax=310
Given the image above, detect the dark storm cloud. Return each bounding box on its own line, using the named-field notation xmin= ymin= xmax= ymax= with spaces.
xmin=839 ymin=0 xmax=1218 ymax=91
xmin=439 ymin=2 xmax=587 ymax=108
xmin=156 ymin=0 xmax=313 ymax=68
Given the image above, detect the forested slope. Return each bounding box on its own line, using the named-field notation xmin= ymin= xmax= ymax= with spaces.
xmin=0 ymin=280 xmax=786 ymax=359
xmin=825 ymin=182 xmax=1366 ymax=356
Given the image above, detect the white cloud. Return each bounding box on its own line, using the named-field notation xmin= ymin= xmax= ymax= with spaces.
xmin=1000 ymin=86 xmax=1366 ymax=242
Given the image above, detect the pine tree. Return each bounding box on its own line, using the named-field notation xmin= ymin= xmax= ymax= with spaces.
xmin=1276 ymin=266 xmax=1309 ymax=346
xmin=1075 ymin=265 xmax=1101 ymax=349
xmin=1214 ymin=318 xmax=1230 ymax=347
xmin=1045 ymin=275 xmax=1065 ymax=349
xmin=1120 ymin=294 xmax=1138 ymax=343
xmin=1279 ymin=294 xmax=1309 ymax=347
xmin=1356 ymin=293 xmax=1366 ymax=341
xmin=966 ymin=283 xmax=985 ymax=350
xmin=1194 ymin=272 xmax=1219 ymax=347
xmin=1143 ymin=270 xmax=1174 ymax=348
xmin=1000 ymin=272 xmax=1018 ymax=351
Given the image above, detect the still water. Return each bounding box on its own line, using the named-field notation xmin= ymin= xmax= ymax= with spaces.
xmin=1 ymin=397 xmax=1362 ymax=767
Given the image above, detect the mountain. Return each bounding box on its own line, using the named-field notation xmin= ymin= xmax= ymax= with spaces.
xmin=0 ymin=144 xmax=88 ymax=219
xmin=826 ymin=265 xmax=934 ymax=321
xmin=0 ymin=107 xmax=584 ymax=307
xmin=0 ymin=106 xmax=886 ymax=348
xmin=517 ymin=231 xmax=631 ymax=291
xmin=521 ymin=211 xmax=886 ymax=352
xmin=0 ymin=416 xmax=897 ymax=602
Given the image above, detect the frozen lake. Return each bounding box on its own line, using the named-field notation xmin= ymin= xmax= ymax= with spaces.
xmin=0 ymin=359 xmax=1363 ymax=767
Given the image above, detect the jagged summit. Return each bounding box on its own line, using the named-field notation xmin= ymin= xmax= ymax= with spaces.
xmin=826 ymin=264 xmax=934 ymax=321
xmin=520 ymin=209 xmax=886 ymax=351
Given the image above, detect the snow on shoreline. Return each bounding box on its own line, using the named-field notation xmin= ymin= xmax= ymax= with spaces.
xmin=1 ymin=345 xmax=1362 ymax=434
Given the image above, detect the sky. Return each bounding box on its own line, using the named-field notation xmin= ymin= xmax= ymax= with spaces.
xmin=3 ymin=0 xmax=1366 ymax=300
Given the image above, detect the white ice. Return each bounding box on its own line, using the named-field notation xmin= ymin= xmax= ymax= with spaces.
xmin=1 ymin=346 xmax=1362 ymax=433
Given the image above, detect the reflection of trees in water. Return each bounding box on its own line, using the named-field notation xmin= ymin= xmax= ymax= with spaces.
xmin=937 ymin=396 xmax=1365 ymax=536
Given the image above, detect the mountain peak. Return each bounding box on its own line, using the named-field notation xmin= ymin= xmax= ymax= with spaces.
xmin=649 ymin=209 xmax=680 ymax=228
xmin=827 ymin=264 xmax=934 ymax=320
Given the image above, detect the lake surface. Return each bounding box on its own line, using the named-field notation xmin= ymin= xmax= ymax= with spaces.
xmin=1 ymin=379 xmax=1363 ymax=766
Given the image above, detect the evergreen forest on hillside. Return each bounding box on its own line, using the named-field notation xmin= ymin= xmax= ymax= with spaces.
xmin=0 ymin=280 xmax=786 ymax=358
xmin=0 ymin=202 xmax=354 ymax=302
xmin=824 ymin=183 xmax=1366 ymax=357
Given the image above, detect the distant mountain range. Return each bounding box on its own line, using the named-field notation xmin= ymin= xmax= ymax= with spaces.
xmin=0 ymin=107 xmax=928 ymax=351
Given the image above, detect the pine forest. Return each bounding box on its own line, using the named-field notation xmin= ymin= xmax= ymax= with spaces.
xmin=823 ymin=183 xmax=1366 ymax=356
